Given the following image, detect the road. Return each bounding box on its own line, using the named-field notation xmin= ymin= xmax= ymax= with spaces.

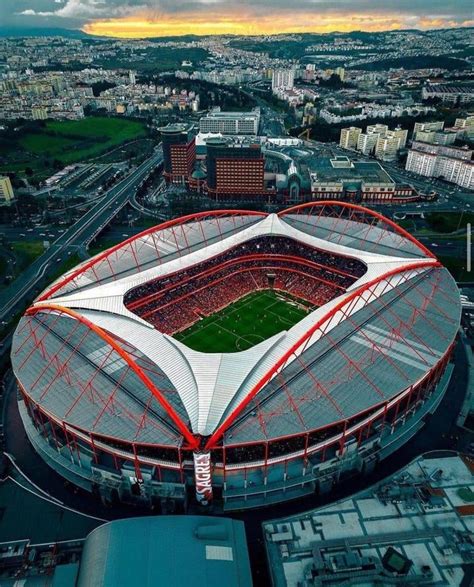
xmin=0 ymin=148 xmax=163 ymax=326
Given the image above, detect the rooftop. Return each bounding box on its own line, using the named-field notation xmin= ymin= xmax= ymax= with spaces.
xmin=310 ymin=157 xmax=395 ymax=185
xmin=263 ymin=146 xmax=396 ymax=189
xmin=77 ymin=516 xmax=252 ymax=587
xmin=264 ymin=453 xmax=474 ymax=587
xmin=203 ymin=108 xmax=260 ymax=120
xmin=158 ymin=123 xmax=193 ymax=134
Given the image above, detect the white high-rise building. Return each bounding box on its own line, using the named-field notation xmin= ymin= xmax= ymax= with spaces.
xmin=391 ymin=127 xmax=408 ymax=149
xmin=413 ymin=121 xmax=444 ymax=140
xmin=356 ymin=124 xmax=388 ymax=155
xmin=406 ymin=142 xmax=474 ymax=189
xmin=0 ymin=176 xmax=14 ymax=206
xmin=374 ymin=127 xmax=408 ymax=162
xmin=375 ymin=135 xmax=401 ymax=162
xmin=365 ymin=123 xmax=389 ymax=137
xmin=335 ymin=67 xmax=345 ymax=81
xmin=453 ymin=115 xmax=474 ymax=140
xmin=340 ymin=127 xmax=362 ymax=150
xmin=272 ymin=69 xmax=295 ymax=91
xmin=357 ymin=132 xmax=379 ymax=155
xmin=199 ymin=107 xmax=260 ymax=135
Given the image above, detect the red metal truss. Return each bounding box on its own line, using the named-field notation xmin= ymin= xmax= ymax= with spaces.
xmin=20 ymin=313 xmax=183 ymax=446
xmin=278 ymin=201 xmax=437 ymax=260
xmin=204 ymin=259 xmax=441 ymax=449
xmin=38 ymin=209 xmax=267 ymax=302
xmin=25 ymin=304 xmax=199 ymax=449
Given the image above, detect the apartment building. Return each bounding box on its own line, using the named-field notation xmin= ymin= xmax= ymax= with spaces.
xmin=340 ymin=127 xmax=362 ymax=150
xmin=0 ymin=176 xmax=14 ymax=206
xmin=406 ymin=142 xmax=473 ymax=189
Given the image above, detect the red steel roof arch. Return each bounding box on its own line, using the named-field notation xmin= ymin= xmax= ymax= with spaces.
xmin=25 ymin=304 xmax=200 ymax=449
xmin=278 ymin=201 xmax=437 ymax=260
xmin=204 ymin=258 xmax=441 ymax=449
xmin=39 ymin=209 xmax=268 ymax=302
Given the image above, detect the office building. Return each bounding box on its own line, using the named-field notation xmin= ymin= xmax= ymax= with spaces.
xmin=205 ymin=137 xmax=265 ymax=199
xmin=0 ymin=176 xmax=14 ymax=205
xmin=309 ymin=156 xmax=412 ymax=202
xmin=199 ymin=107 xmax=260 ymax=135
xmin=422 ymin=84 xmax=474 ymax=103
xmin=159 ymin=124 xmax=196 ymax=184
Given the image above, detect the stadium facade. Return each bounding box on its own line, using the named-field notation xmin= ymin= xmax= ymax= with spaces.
xmin=11 ymin=203 xmax=460 ymax=511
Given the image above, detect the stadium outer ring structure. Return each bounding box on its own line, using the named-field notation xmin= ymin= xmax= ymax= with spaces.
xmin=11 ymin=202 xmax=460 ymax=511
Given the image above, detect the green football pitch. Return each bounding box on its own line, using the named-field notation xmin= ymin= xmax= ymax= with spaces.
xmin=173 ymin=290 xmax=311 ymax=353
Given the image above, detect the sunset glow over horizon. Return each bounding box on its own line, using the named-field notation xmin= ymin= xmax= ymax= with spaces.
xmin=82 ymin=12 xmax=474 ymax=39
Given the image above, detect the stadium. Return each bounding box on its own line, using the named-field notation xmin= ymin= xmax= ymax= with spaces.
xmin=11 ymin=202 xmax=460 ymax=511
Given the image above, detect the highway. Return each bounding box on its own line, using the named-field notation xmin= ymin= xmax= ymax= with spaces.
xmin=0 ymin=134 xmax=471 ymax=341
xmin=0 ymin=148 xmax=163 ymax=325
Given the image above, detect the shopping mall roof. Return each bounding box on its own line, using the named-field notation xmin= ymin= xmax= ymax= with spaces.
xmin=309 ymin=157 xmax=395 ymax=185
xmin=76 ymin=516 xmax=252 ymax=587
xmin=263 ymin=147 xmax=396 ymax=191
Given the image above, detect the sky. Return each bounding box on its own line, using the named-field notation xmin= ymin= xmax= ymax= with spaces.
xmin=2 ymin=0 xmax=473 ymax=38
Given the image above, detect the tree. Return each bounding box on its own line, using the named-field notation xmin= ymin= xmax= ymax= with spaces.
xmin=318 ymin=74 xmax=345 ymax=89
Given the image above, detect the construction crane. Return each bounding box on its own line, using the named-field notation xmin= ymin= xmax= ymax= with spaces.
xmin=298 ymin=128 xmax=311 ymax=141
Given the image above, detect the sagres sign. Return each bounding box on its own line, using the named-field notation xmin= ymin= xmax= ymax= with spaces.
xmin=193 ymin=452 xmax=213 ymax=505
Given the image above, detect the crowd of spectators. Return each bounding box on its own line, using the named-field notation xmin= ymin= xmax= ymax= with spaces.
xmin=124 ymin=236 xmax=366 ymax=335
xmin=223 ymin=424 xmax=343 ymax=464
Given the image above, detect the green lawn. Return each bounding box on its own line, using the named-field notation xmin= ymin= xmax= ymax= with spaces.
xmin=1 ymin=117 xmax=148 ymax=179
xmin=426 ymin=212 xmax=474 ymax=234
xmin=438 ymin=255 xmax=472 ymax=282
xmin=19 ymin=117 xmax=147 ymax=164
xmin=174 ymin=290 xmax=310 ymax=353
xmin=47 ymin=254 xmax=81 ymax=284
xmin=12 ymin=240 xmax=45 ymax=270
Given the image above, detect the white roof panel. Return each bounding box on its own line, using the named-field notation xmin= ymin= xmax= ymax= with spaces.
xmin=26 ymin=211 xmax=442 ymax=436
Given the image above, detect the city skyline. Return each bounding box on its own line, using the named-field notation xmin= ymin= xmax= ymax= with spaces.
xmin=2 ymin=0 xmax=473 ymax=37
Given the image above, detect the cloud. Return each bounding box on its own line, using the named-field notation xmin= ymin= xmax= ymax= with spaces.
xmin=17 ymin=0 xmax=149 ymax=19
xmin=11 ymin=0 xmax=474 ymax=36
